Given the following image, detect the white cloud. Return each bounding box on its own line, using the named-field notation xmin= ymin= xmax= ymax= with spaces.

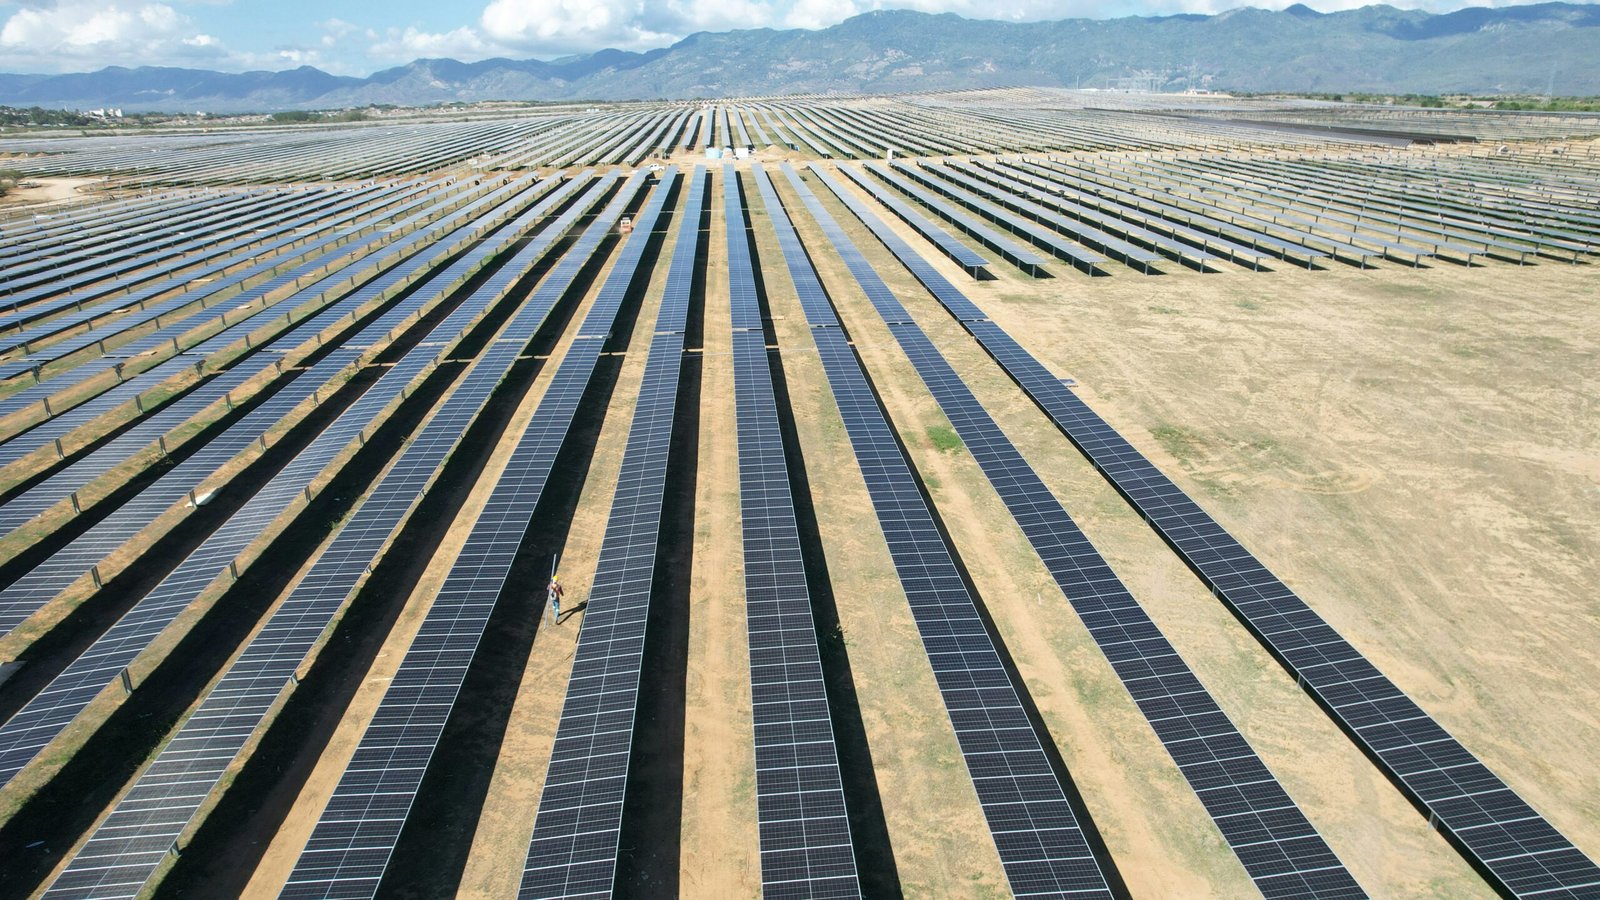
xmin=478 ymin=0 xmax=678 ymax=54
xmin=369 ymin=24 xmax=493 ymax=60
xmin=0 ymin=0 xmax=236 ymax=69
xmin=378 ymin=0 xmax=830 ymax=65
xmin=2 ymin=0 xmax=1573 ymax=76
xmin=784 ymin=0 xmax=867 ymax=29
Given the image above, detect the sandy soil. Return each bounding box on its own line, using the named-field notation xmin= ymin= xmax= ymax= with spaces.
xmin=8 ymin=152 xmax=1597 ymax=900
xmin=792 ymin=159 xmax=1598 ymax=896
xmin=246 ymin=227 xmax=645 ymax=895
xmin=0 ymin=177 xmax=106 ymax=211
xmin=675 ymin=174 xmax=762 ymax=897
xmin=750 ymin=172 xmax=1015 ymax=898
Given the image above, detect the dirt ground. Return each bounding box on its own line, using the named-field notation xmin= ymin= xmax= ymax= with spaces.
xmin=244 ymin=216 xmax=646 ymax=894
xmin=8 ymin=153 xmax=1596 ymax=899
xmin=0 ymin=177 xmax=106 ymax=211
xmin=782 ymin=160 xmax=1599 ymax=896
xmin=674 ymin=173 xmax=762 ymax=897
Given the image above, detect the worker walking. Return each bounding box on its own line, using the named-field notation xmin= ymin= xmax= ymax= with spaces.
xmin=547 ymin=574 xmax=565 ymax=623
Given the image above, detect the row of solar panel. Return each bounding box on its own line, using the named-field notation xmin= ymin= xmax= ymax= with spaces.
xmin=7 ymin=158 xmax=1595 ymax=900
xmin=0 ymin=182 xmax=427 ymax=374
xmin=0 ymin=176 xmax=550 ymax=640
xmin=0 ymin=174 xmax=499 ymax=448
xmin=519 ymin=166 xmax=698 ymax=899
xmin=280 ymin=170 xmax=658 ymax=900
xmin=797 ymin=162 xmax=1365 ymax=899
xmin=43 ymin=172 xmax=642 ymax=900
xmin=751 ymin=162 xmax=1118 ymax=899
xmin=815 ymin=158 xmax=1600 ymax=898
xmin=0 ymin=176 xmax=578 ymax=801
xmin=721 ymin=166 xmax=862 ymax=899
xmin=0 ymin=188 xmax=470 ymax=528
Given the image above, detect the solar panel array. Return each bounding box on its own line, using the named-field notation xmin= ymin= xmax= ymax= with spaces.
xmin=821 ymin=163 xmax=1600 ymax=899
xmin=722 ymin=166 xmax=862 ymax=899
xmin=0 ymin=182 xmax=422 ymax=376
xmin=0 ymin=354 xmax=283 ymax=536
xmin=518 ymin=166 xmax=702 ymax=899
xmin=0 ymin=359 xmax=333 ymax=640
xmin=751 ymin=163 xmax=1118 ymax=900
xmin=0 ymin=177 xmax=484 ymax=425
xmin=34 ymin=171 xmax=627 ymax=900
xmin=801 ymin=162 xmax=1368 ymax=899
xmin=829 ymin=162 xmax=988 ymax=276
xmin=0 ymin=177 xmax=510 ymax=477
xmin=970 ymin=324 xmax=1600 ymax=899
xmin=0 ymin=177 xmax=546 ymax=641
xmin=0 ymin=185 xmax=391 ymax=359
xmin=891 ymin=161 xmax=1114 ymax=273
xmin=2 ymin=93 xmax=1597 ymax=899
xmin=280 ymin=170 xmax=660 ymax=898
xmin=0 ymin=176 xmax=565 ymax=784
xmin=0 ymin=190 xmax=311 ymax=316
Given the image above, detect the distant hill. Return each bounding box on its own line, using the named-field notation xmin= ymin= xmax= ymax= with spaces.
xmin=3 ymin=3 xmax=1599 ymax=112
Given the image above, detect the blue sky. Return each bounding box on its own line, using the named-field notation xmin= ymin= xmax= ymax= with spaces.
xmin=0 ymin=0 xmax=1569 ymax=75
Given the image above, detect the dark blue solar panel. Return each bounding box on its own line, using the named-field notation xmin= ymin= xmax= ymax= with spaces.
xmin=519 ymin=166 xmax=702 ymax=899
xmin=830 ymin=163 xmax=988 ymax=273
xmin=0 ymin=356 xmax=282 ymax=536
xmin=752 ymin=163 xmax=1115 ymax=900
xmin=3 ymin=177 xmax=571 ymax=785
xmin=0 ymin=178 xmax=480 ymax=424
xmin=36 ymin=173 xmax=634 ymax=900
xmin=279 ymin=170 xmax=666 ymax=900
xmin=891 ymin=162 xmax=1112 ymax=272
xmin=721 ymin=165 xmax=862 ymax=900
xmin=835 ymin=165 xmax=1600 ymax=898
xmin=0 ymin=177 xmax=550 ymax=643
xmin=968 ymin=325 xmax=1600 ymax=898
xmin=797 ymin=161 xmax=1366 ymax=899
xmin=0 ymin=182 xmax=422 ymax=374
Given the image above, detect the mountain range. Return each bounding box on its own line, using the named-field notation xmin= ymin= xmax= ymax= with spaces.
xmin=3 ymin=3 xmax=1598 ymax=113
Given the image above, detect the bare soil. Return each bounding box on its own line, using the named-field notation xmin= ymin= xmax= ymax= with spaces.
xmin=8 ymin=158 xmax=1595 ymax=899
xmin=794 ymin=159 xmax=1599 ymax=896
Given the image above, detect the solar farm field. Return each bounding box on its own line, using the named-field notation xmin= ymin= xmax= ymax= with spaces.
xmin=0 ymin=89 xmax=1596 ymax=899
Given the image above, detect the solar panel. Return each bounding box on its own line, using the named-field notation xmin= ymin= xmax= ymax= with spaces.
xmin=0 ymin=190 xmax=291 ymax=306
xmin=968 ymin=330 xmax=1600 ymax=898
xmin=919 ymin=162 xmax=1159 ymax=273
xmin=0 ymin=191 xmax=343 ymax=333
xmin=0 ymin=355 xmax=283 ymax=536
xmin=518 ymin=166 xmax=701 ymax=899
xmin=831 ymin=164 xmax=988 ymax=275
xmin=1 ymin=176 xmax=576 ymax=783
xmin=0 ymin=182 xmax=423 ymax=373
xmin=943 ymin=160 xmax=1228 ymax=272
xmin=0 ymin=176 xmax=512 ymax=452
xmin=33 ymin=173 xmax=643 ymax=900
xmin=826 ymin=164 xmax=1600 ymax=899
xmin=751 ymin=163 xmax=1116 ymax=900
xmin=798 ymin=162 xmax=1366 ymax=899
xmin=280 ymin=170 xmax=665 ymax=899
xmin=0 ymin=177 xmax=554 ymax=640
xmin=722 ymin=165 xmax=862 ymax=899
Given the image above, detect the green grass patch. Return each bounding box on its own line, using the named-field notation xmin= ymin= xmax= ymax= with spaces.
xmin=926 ymin=424 xmax=962 ymax=453
xmin=1150 ymin=423 xmax=1204 ymax=464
